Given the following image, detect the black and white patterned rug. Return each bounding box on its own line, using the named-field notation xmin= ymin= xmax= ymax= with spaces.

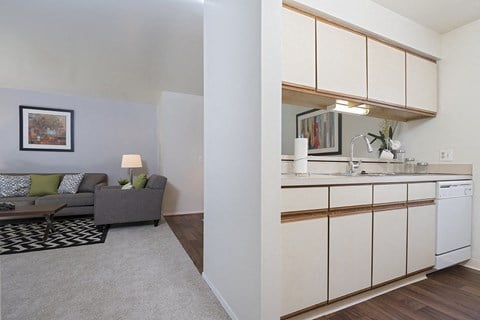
xmin=1 ymin=216 xmax=108 ymax=255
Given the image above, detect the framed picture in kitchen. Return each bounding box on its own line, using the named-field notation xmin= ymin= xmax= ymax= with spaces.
xmin=19 ymin=106 xmax=74 ymax=152
xmin=296 ymin=109 xmax=342 ymax=155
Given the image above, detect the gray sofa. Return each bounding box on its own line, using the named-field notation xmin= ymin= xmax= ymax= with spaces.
xmin=94 ymin=174 xmax=167 ymax=227
xmin=0 ymin=173 xmax=107 ymax=217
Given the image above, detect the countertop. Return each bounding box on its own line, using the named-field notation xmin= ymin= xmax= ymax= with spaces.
xmin=281 ymin=173 xmax=472 ymax=187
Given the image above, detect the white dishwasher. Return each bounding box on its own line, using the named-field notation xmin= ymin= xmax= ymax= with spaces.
xmin=435 ymin=180 xmax=473 ymax=270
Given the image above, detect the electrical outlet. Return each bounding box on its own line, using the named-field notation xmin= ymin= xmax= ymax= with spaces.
xmin=439 ymin=149 xmax=454 ymax=162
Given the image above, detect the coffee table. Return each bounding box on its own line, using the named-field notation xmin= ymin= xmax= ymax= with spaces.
xmin=0 ymin=203 xmax=67 ymax=241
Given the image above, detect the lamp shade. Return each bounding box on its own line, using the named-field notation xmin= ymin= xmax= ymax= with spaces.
xmin=121 ymin=154 xmax=142 ymax=168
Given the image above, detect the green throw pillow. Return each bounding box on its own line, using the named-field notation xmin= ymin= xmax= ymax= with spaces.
xmin=29 ymin=174 xmax=61 ymax=196
xmin=132 ymin=174 xmax=148 ymax=189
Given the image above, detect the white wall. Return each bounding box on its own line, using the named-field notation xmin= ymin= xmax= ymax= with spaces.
xmin=401 ymin=19 xmax=480 ymax=258
xmin=282 ymin=104 xmax=386 ymax=157
xmin=0 ymin=87 xmax=158 ymax=184
xmin=0 ymin=0 xmax=203 ymax=105
xmin=158 ymin=91 xmax=204 ymax=215
xmin=204 ymin=0 xmax=281 ymax=319
xmin=287 ymin=0 xmax=441 ymax=58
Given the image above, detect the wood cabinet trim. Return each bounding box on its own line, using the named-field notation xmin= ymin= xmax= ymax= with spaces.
xmin=329 ymin=205 xmax=372 ymax=217
xmin=315 ymin=88 xmax=368 ymax=101
xmin=373 ymin=202 xmax=407 ymax=212
xmin=406 ymin=266 xmax=434 ymax=276
xmin=407 ymin=199 xmax=435 ymax=207
xmin=367 ymin=37 xmax=407 ymax=56
xmin=316 ymin=16 xmax=367 ymax=38
xmin=282 ymin=4 xmax=316 ymax=18
xmin=327 ymin=287 xmax=372 ymax=304
xmin=406 ymin=51 xmax=437 ymax=64
xmin=282 ymin=85 xmax=436 ymax=121
xmin=371 ymin=275 xmax=407 ymax=290
xmin=280 ymin=300 xmax=328 ymax=320
xmin=281 ymin=210 xmax=328 ymax=223
xmin=405 ymin=106 xmax=437 ymax=115
xmin=282 ymin=81 xmax=315 ymax=91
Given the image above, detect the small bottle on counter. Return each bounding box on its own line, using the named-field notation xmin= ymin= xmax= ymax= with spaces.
xmin=404 ymin=158 xmax=416 ymax=174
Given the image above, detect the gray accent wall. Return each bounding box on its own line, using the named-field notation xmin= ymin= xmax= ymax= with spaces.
xmin=0 ymin=88 xmax=158 ymax=184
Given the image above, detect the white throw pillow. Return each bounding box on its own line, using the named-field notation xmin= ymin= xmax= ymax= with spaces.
xmin=121 ymin=183 xmax=133 ymax=190
xmin=0 ymin=175 xmax=31 ymax=197
xmin=58 ymin=173 xmax=85 ymax=194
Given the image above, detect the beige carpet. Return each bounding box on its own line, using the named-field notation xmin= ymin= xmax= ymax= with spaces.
xmin=1 ymin=221 xmax=229 ymax=320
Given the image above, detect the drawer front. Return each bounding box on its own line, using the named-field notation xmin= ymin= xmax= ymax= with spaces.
xmin=330 ymin=185 xmax=372 ymax=208
xmin=408 ymin=182 xmax=436 ymax=201
xmin=281 ymin=187 xmax=328 ymax=212
xmin=374 ymin=184 xmax=407 ymax=204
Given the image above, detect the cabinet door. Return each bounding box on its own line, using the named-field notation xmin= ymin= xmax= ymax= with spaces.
xmin=407 ymin=204 xmax=436 ymax=273
xmin=373 ymin=208 xmax=407 ymax=285
xmin=374 ymin=183 xmax=407 ymax=204
xmin=408 ymin=182 xmax=436 ymax=201
xmin=406 ymin=53 xmax=438 ymax=113
xmin=367 ymin=39 xmax=406 ymax=106
xmin=282 ymin=218 xmax=328 ymax=316
xmin=282 ymin=7 xmax=316 ymax=89
xmin=316 ymin=20 xmax=367 ymax=98
xmin=330 ymin=185 xmax=372 ymax=208
xmin=329 ymin=212 xmax=372 ymax=300
xmin=281 ymin=187 xmax=328 ymax=212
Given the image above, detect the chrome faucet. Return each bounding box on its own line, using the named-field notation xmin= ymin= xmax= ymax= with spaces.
xmin=347 ymin=134 xmax=373 ymax=175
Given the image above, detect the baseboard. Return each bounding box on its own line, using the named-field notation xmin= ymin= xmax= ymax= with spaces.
xmin=463 ymin=258 xmax=480 ymax=271
xmin=163 ymin=211 xmax=203 ymax=216
xmin=202 ymin=272 xmax=238 ymax=320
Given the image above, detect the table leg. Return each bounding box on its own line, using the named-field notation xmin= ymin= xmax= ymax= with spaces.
xmin=43 ymin=213 xmax=55 ymax=241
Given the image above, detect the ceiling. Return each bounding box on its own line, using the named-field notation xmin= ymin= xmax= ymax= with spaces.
xmin=371 ymin=0 xmax=480 ymax=34
xmin=0 ymin=0 xmax=204 ymax=104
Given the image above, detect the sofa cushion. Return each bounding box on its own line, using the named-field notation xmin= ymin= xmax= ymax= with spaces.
xmin=0 ymin=175 xmax=31 ymax=197
xmin=78 ymin=174 xmax=107 ymax=193
xmin=29 ymin=174 xmax=61 ymax=196
xmin=58 ymin=173 xmax=85 ymax=194
xmin=145 ymin=175 xmax=167 ymax=189
xmin=1 ymin=196 xmax=37 ymax=206
xmin=35 ymin=193 xmax=94 ymax=207
xmin=133 ymin=174 xmax=147 ymax=189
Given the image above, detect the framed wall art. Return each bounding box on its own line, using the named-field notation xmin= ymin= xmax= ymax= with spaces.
xmin=296 ymin=109 xmax=342 ymax=155
xmin=19 ymin=106 xmax=74 ymax=152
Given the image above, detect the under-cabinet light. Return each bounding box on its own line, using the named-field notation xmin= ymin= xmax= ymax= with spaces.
xmin=327 ymin=103 xmax=370 ymax=115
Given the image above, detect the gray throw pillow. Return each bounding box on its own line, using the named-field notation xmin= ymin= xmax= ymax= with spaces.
xmin=58 ymin=173 xmax=85 ymax=194
xmin=0 ymin=175 xmax=31 ymax=197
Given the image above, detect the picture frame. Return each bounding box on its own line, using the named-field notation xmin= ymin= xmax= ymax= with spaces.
xmin=19 ymin=106 xmax=74 ymax=152
xmin=296 ymin=109 xmax=342 ymax=155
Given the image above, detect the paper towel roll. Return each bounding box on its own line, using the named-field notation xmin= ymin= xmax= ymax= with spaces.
xmin=294 ymin=138 xmax=308 ymax=174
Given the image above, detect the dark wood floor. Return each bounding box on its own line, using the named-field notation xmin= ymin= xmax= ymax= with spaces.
xmin=164 ymin=214 xmax=480 ymax=319
xmin=164 ymin=213 xmax=203 ymax=273
xmin=320 ymin=266 xmax=480 ymax=320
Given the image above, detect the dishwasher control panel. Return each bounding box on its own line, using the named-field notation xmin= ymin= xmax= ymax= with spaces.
xmin=437 ymin=180 xmax=473 ymax=198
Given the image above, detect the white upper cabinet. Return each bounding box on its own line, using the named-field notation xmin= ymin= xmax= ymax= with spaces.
xmin=406 ymin=53 xmax=438 ymax=113
xmin=282 ymin=7 xmax=316 ymax=89
xmin=367 ymin=39 xmax=406 ymax=106
xmin=316 ymin=20 xmax=367 ymax=99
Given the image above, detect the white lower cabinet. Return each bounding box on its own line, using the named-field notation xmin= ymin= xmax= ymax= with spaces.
xmin=372 ymin=208 xmax=407 ymax=285
xmin=281 ymin=217 xmax=328 ymax=316
xmin=329 ymin=212 xmax=372 ymax=300
xmin=407 ymin=204 xmax=436 ymax=273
